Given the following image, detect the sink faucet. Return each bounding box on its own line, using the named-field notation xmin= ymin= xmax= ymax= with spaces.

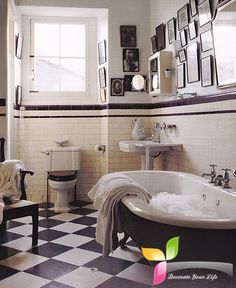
xmin=202 ymin=164 xmax=217 ymax=183
xmin=153 ymin=123 xmax=162 ymax=143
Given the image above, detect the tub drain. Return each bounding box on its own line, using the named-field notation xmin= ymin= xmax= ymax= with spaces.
xmin=89 ymin=267 xmax=98 ymax=272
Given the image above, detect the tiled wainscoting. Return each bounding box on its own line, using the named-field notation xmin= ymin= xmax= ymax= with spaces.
xmin=5 ymin=92 xmax=236 ymax=202
xmin=151 ymin=97 xmax=236 ymax=188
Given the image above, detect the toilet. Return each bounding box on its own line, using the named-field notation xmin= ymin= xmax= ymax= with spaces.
xmin=42 ymin=146 xmax=81 ymax=213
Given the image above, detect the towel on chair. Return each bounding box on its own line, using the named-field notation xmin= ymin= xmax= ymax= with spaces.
xmin=0 ymin=160 xmax=25 ymax=223
xmin=88 ymin=173 xmax=152 ymax=256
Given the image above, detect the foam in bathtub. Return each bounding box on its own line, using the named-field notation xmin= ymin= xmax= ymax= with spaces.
xmin=149 ymin=192 xmax=219 ymax=219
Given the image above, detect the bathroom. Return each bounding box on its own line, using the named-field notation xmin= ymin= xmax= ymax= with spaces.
xmin=0 ymin=0 xmax=236 ymax=287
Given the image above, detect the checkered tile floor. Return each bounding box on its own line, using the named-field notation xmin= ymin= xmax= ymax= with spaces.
xmin=0 ymin=201 xmax=154 ymax=288
xmin=0 ymin=201 xmax=234 ymax=288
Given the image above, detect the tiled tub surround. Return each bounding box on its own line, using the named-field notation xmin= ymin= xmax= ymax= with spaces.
xmin=14 ymin=93 xmax=236 ymax=202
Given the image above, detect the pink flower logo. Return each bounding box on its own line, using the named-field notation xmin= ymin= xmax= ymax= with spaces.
xmin=141 ymin=236 xmax=180 ymax=286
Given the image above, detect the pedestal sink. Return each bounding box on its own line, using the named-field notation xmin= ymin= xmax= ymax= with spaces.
xmin=119 ymin=140 xmax=182 ymax=170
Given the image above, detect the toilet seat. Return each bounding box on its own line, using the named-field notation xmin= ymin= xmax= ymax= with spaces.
xmin=48 ymin=174 xmax=77 ymax=182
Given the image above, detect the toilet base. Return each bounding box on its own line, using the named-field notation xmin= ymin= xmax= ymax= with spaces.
xmin=53 ymin=190 xmax=71 ymax=214
xmin=53 ymin=206 xmax=71 ymax=213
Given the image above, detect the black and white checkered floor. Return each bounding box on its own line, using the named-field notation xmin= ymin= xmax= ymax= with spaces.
xmin=0 ymin=201 xmax=234 ymax=288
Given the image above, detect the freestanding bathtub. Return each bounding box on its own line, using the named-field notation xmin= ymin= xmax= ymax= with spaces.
xmin=117 ymin=171 xmax=236 ymax=266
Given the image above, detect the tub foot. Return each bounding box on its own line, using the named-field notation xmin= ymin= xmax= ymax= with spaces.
xmin=119 ymin=232 xmax=129 ymax=249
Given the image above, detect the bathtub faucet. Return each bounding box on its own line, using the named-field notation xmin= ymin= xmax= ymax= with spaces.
xmin=221 ymin=168 xmax=231 ymax=189
xmin=201 ymin=164 xmax=217 ymax=183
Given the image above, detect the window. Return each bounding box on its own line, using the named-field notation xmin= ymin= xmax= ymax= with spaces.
xmin=30 ymin=19 xmax=87 ymax=93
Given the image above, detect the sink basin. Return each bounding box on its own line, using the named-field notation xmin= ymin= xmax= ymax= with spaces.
xmin=119 ymin=140 xmax=182 ymax=170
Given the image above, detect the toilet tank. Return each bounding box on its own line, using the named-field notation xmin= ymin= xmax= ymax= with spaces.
xmin=42 ymin=146 xmax=81 ymax=172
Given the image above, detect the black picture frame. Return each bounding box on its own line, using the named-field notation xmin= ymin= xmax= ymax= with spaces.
xmin=201 ymin=55 xmax=213 ymax=87
xmin=98 ymin=40 xmax=106 ymax=65
xmin=124 ymin=75 xmax=134 ymax=91
xmin=200 ymin=29 xmax=213 ymax=52
xmin=155 ymin=23 xmax=166 ymax=51
xmin=110 ymin=78 xmax=124 ymax=96
xmin=167 ymin=18 xmax=176 ymax=44
xmin=123 ymin=48 xmax=139 ymax=72
xmin=120 ymin=25 xmax=136 ymax=47
xmin=16 ymin=33 xmax=23 ymax=59
xmin=187 ymin=42 xmax=199 ymax=83
xmin=189 ymin=0 xmax=197 ymax=16
xmin=98 ymin=67 xmax=106 ymax=88
xmin=217 ymin=0 xmax=231 ymax=9
xmin=198 ymin=0 xmax=212 ymax=27
xmin=150 ymin=58 xmax=158 ymax=72
xmin=151 ymin=35 xmax=158 ymax=54
xmin=180 ymin=29 xmax=187 ymax=47
xmin=188 ymin=20 xmax=197 ymax=40
xmin=178 ymin=49 xmax=186 ymax=62
xmin=177 ymin=4 xmax=190 ymax=31
xmin=16 ymin=85 xmax=22 ymax=106
xmin=177 ymin=63 xmax=186 ymax=88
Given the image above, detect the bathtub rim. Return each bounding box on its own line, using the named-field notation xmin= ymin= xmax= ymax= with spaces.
xmin=119 ymin=170 xmax=236 ymax=230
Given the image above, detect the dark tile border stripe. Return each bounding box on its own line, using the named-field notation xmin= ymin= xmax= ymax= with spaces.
xmin=0 ymin=114 xmax=6 ymax=117
xmin=152 ymin=110 xmax=236 ymax=117
xmin=20 ymin=110 xmax=236 ymax=119
xmin=19 ymin=91 xmax=236 ymax=111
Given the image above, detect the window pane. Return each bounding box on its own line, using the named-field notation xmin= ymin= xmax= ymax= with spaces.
xmin=34 ymin=23 xmax=59 ymax=57
xmin=61 ymin=58 xmax=86 ymax=91
xmin=61 ymin=24 xmax=86 ymax=57
xmin=34 ymin=58 xmax=60 ymax=91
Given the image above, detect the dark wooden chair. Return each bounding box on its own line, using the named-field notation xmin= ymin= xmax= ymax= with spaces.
xmin=0 ymin=137 xmax=39 ymax=246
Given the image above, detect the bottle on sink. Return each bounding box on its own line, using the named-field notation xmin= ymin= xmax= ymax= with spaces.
xmin=131 ymin=118 xmax=146 ymax=140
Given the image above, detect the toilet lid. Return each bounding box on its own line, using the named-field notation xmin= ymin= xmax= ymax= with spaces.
xmin=48 ymin=174 xmax=77 ymax=182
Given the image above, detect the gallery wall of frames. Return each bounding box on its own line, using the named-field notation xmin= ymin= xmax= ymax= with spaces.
xmin=150 ymin=0 xmax=226 ymax=91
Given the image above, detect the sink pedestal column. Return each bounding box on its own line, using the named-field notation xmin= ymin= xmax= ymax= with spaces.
xmin=140 ymin=148 xmax=155 ymax=170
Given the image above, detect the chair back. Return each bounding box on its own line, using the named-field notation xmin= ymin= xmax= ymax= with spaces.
xmin=0 ymin=137 xmax=5 ymax=162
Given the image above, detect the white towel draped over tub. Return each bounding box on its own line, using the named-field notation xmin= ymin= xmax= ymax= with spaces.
xmin=0 ymin=160 xmax=25 ymax=224
xmin=88 ymin=173 xmax=152 ymax=256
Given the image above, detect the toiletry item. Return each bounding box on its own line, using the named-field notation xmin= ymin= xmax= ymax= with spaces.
xmin=131 ymin=118 xmax=146 ymax=140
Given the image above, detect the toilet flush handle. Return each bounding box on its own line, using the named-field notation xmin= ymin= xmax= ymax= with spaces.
xmin=41 ymin=151 xmax=50 ymax=155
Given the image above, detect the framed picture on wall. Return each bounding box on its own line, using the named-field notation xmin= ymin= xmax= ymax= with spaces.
xmin=186 ymin=42 xmax=199 ymax=83
xmin=180 ymin=29 xmax=187 ymax=47
xmin=16 ymin=33 xmax=23 ymax=59
xmin=98 ymin=67 xmax=106 ymax=88
xmin=16 ymin=85 xmax=22 ymax=106
xmin=120 ymin=25 xmax=136 ymax=47
xmin=123 ymin=48 xmax=139 ymax=72
xmin=189 ymin=0 xmax=197 ymax=16
xmin=177 ymin=4 xmax=189 ymax=31
xmin=124 ymin=75 xmax=134 ymax=91
xmin=110 ymin=78 xmax=124 ymax=96
xmin=178 ymin=49 xmax=186 ymax=62
xmin=198 ymin=0 xmax=212 ymax=27
xmin=155 ymin=23 xmax=166 ymax=51
xmin=200 ymin=29 xmax=213 ymax=52
xmin=167 ymin=18 xmax=176 ymax=44
xmin=201 ymin=55 xmax=213 ymax=87
xmin=188 ymin=20 xmax=197 ymax=40
xmin=99 ymin=88 xmax=106 ymax=103
xmin=98 ymin=40 xmax=106 ymax=65
xmin=177 ymin=63 xmax=185 ymax=88
xmin=151 ymin=35 xmax=158 ymax=53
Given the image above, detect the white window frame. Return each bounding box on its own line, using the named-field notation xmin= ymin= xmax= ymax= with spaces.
xmin=22 ymin=15 xmax=98 ymax=104
xmin=30 ymin=18 xmax=88 ymax=95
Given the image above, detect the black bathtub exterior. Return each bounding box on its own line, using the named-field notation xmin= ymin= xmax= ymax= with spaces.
xmin=119 ymin=202 xmax=236 ymax=266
